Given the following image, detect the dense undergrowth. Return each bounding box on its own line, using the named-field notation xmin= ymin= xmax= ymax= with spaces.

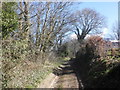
xmin=2 ymin=39 xmax=66 ymax=88
xmin=72 ymin=36 xmax=120 ymax=88
xmin=2 ymin=56 xmax=65 ymax=88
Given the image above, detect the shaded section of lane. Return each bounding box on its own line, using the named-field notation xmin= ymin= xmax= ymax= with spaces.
xmin=53 ymin=59 xmax=82 ymax=89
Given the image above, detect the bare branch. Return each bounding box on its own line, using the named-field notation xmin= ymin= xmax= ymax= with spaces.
xmin=72 ymin=8 xmax=105 ymax=43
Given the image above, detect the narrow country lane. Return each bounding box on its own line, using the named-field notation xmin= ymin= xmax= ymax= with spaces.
xmin=38 ymin=59 xmax=81 ymax=89
xmin=53 ymin=60 xmax=79 ymax=88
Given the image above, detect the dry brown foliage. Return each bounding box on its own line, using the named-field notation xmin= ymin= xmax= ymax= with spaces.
xmin=86 ymin=36 xmax=106 ymax=58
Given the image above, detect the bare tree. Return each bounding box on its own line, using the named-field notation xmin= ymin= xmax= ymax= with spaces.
xmin=18 ymin=2 xmax=30 ymax=38
xmin=72 ymin=8 xmax=105 ymax=43
xmin=31 ymin=2 xmax=74 ymax=53
xmin=24 ymin=2 xmax=75 ymax=62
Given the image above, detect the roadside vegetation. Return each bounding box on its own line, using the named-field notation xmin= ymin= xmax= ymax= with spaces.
xmin=1 ymin=2 xmax=120 ymax=88
xmin=1 ymin=2 xmax=73 ymax=88
xmin=72 ymin=36 xmax=120 ymax=88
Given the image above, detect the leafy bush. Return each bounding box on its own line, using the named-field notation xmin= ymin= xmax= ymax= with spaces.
xmin=57 ymin=43 xmax=68 ymax=57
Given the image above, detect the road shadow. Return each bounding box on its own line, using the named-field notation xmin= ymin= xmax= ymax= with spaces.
xmin=52 ymin=59 xmax=74 ymax=76
xmin=52 ymin=58 xmax=83 ymax=89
